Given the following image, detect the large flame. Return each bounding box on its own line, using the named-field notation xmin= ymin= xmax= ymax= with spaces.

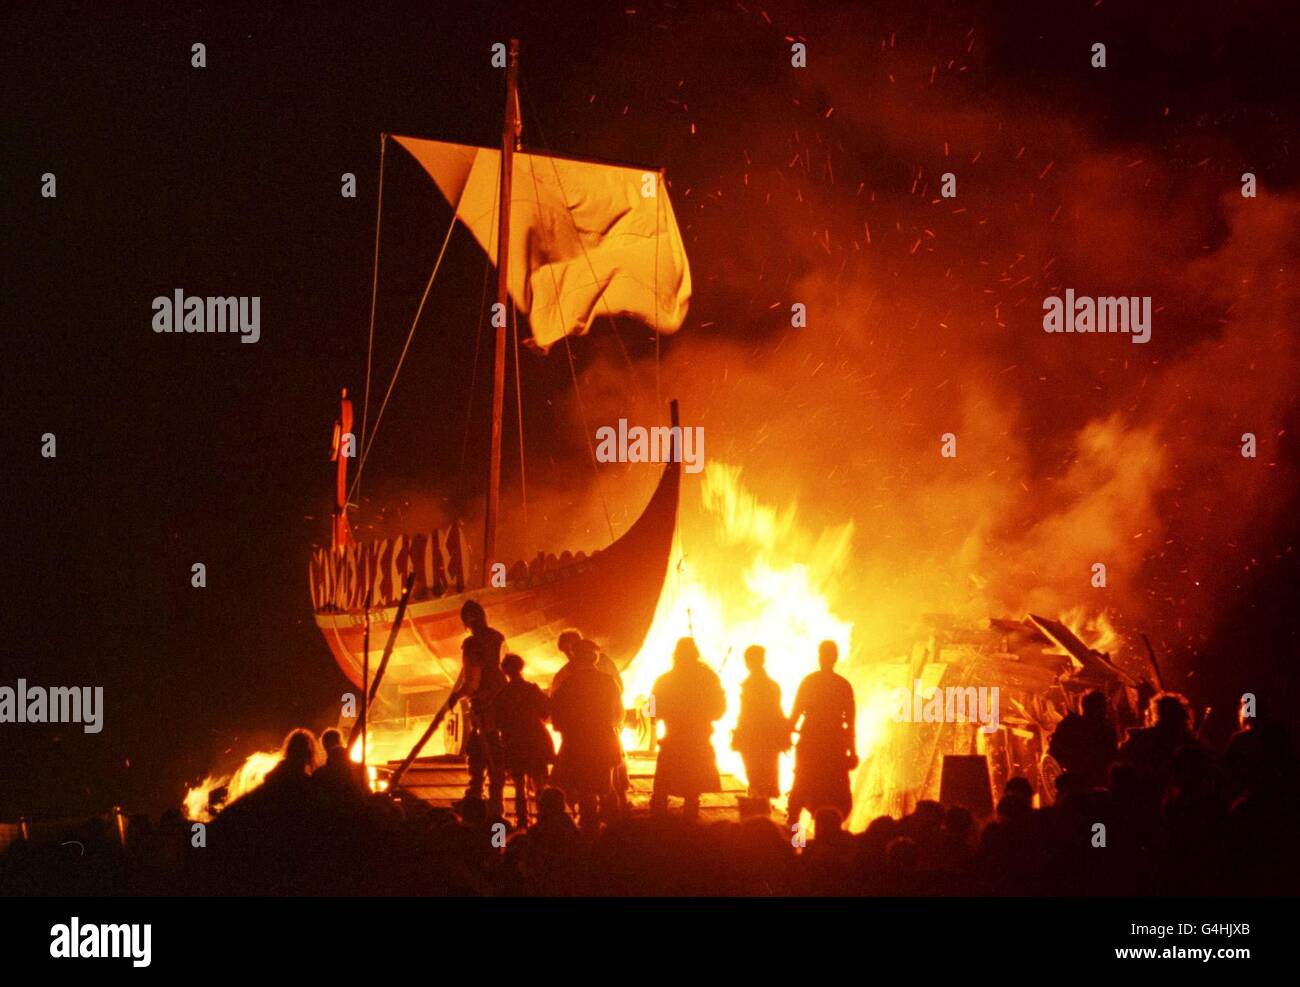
xmin=622 ymin=461 xmax=899 ymax=823
xmin=621 ymin=461 xmax=1129 ymax=830
xmin=183 ymin=750 xmax=282 ymax=822
xmin=1057 ymin=606 xmax=1121 ymax=658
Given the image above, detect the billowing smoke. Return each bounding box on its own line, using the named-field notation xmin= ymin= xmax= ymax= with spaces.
xmin=541 ymin=4 xmax=1300 ymax=674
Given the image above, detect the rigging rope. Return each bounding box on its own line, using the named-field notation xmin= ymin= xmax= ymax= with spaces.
xmin=520 ymin=83 xmax=656 ymax=421
xmin=459 ymin=175 xmax=499 ymax=495
xmin=521 ymin=149 xmax=617 ymax=543
xmin=357 ymin=133 xmax=389 ymax=504
xmin=349 ymin=196 xmax=461 ymax=505
xmin=563 ymin=331 xmax=617 ymax=543
xmin=654 ymin=166 xmax=662 ymax=409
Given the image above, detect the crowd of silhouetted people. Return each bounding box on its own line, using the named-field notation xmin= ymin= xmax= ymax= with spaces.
xmin=3 ymin=604 xmax=1297 ymax=896
xmin=446 ymin=602 xmax=861 ymax=834
xmin=3 ymin=690 xmax=1295 ymax=895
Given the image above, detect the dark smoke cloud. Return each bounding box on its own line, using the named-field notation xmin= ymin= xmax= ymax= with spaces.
xmin=546 ymin=2 xmax=1300 ymax=669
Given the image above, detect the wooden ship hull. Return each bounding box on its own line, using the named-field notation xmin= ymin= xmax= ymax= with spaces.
xmin=313 ymin=451 xmax=678 ymax=710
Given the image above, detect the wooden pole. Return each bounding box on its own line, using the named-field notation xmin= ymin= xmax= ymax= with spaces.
xmin=1140 ymin=632 xmax=1166 ymax=691
xmin=348 ymin=572 xmax=416 ymax=745
xmin=388 ymin=693 xmax=457 ymax=790
xmin=483 ymin=38 xmax=519 ymax=586
xmin=361 ymin=607 xmax=369 ymax=774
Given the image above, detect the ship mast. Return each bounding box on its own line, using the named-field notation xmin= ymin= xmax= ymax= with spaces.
xmin=483 ymin=38 xmax=519 ymax=586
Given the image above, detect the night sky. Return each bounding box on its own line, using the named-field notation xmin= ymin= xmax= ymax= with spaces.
xmin=6 ymin=0 xmax=1299 ymax=817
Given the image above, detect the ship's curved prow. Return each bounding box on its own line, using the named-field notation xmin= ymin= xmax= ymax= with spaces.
xmin=312 ymin=400 xmax=682 ymax=698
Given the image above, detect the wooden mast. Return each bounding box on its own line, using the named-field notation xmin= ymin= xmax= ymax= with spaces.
xmin=484 ymin=38 xmax=519 ymax=586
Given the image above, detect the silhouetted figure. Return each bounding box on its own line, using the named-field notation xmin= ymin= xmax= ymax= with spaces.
xmin=594 ymin=642 xmax=625 ymax=696
xmin=548 ymin=628 xmax=584 ymax=698
xmin=576 ymin=639 xmax=631 ymax=821
xmin=941 ymin=806 xmax=976 ymax=892
xmin=523 ymin=787 xmax=583 ymax=892
xmin=787 ymin=640 xmax=856 ymax=828
xmin=1222 ymin=698 xmax=1293 ymax=803
xmin=810 ymin=808 xmax=852 ymax=858
xmin=596 ymin=654 xmax=625 ymax=713
xmin=536 ymin=786 xmax=577 ymax=828
xmin=456 ymin=600 xmax=507 ymax=815
xmin=594 ymin=642 xmax=628 ymax=815
xmin=263 ymin=728 xmax=319 ymax=797
xmin=1048 ymin=689 xmax=1117 ymax=789
xmin=215 ymin=728 xmax=320 ymax=893
xmin=997 ymin=789 xmax=1033 ymax=823
xmin=552 ymin=632 xmax=629 ymax=819
xmin=731 ymin=645 xmax=789 ymax=809
xmin=1162 ymin=743 xmax=1227 ymax=894
xmin=1119 ymin=692 xmax=1198 ymax=792
xmin=313 ymin=728 xmax=365 ymax=803
xmin=884 ymin=835 xmax=920 ymax=894
xmin=495 ymin=653 xmax=555 ymax=827
xmin=1224 ymin=702 xmax=1266 ymax=802
xmin=650 ymin=637 xmax=726 ymax=821
xmin=549 ymin=638 xmax=623 ymax=833
xmin=1225 ymin=719 xmax=1300 ymax=895
xmin=1003 ymin=776 xmax=1035 ymax=805
xmin=800 ymin=807 xmax=853 ymax=894
xmin=456 ymin=795 xmax=489 ymax=831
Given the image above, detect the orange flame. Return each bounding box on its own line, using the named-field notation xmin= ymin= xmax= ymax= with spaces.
xmin=623 ymin=462 xmax=900 ymax=824
xmin=182 ymin=750 xmax=282 ymax=822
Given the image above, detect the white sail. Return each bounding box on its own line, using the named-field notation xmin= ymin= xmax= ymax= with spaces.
xmin=394 ymin=135 xmax=691 ymax=351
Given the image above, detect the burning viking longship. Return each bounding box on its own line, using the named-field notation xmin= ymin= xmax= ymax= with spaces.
xmin=307 ymin=41 xmax=691 ymax=762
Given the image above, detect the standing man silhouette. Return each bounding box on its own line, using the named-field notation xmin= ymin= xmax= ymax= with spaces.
xmin=456 ymin=600 xmax=507 ymax=816
xmin=650 ymin=637 xmax=726 ymax=821
xmin=732 ymin=644 xmax=789 ymax=812
xmin=549 ymin=628 xmax=583 ymax=698
xmin=549 ymin=638 xmax=623 ymax=833
xmin=495 ymin=653 xmax=554 ymax=827
xmin=787 ymin=640 xmax=857 ymax=831
xmin=551 ymin=630 xmax=630 ymax=818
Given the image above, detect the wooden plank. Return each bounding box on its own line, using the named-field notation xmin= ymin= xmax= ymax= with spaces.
xmin=389 ymin=755 xmax=749 ymax=817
